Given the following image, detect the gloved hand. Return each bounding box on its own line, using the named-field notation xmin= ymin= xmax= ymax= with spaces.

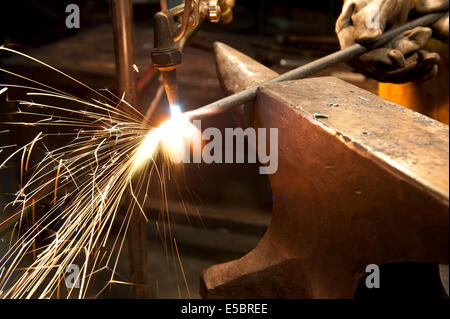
xmin=414 ymin=0 xmax=449 ymax=40
xmin=336 ymin=0 xmax=448 ymax=83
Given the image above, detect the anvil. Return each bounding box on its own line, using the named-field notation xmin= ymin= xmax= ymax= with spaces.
xmin=199 ymin=42 xmax=449 ymax=298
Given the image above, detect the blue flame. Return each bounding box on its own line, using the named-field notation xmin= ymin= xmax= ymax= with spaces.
xmin=170 ymin=104 xmax=182 ymax=117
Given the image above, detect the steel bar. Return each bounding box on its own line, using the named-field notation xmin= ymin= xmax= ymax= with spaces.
xmin=111 ymin=0 xmax=149 ymax=299
xmin=186 ymin=12 xmax=446 ymax=120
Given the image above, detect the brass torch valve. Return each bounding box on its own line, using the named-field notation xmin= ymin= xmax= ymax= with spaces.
xmin=207 ymin=0 xmax=235 ymax=24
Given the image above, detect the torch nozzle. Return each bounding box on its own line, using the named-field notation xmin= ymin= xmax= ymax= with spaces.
xmin=161 ymin=70 xmax=179 ymax=107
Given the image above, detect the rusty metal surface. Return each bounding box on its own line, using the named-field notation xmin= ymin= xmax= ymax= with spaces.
xmin=263 ymin=77 xmax=449 ymax=206
xmin=201 ymin=72 xmax=449 ymax=297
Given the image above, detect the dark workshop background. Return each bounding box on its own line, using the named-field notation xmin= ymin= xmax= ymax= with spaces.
xmin=0 ymin=1 xmax=343 ymax=45
xmin=1 ymin=0 xmax=444 ymax=299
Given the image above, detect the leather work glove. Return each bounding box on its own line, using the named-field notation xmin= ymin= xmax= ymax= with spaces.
xmin=414 ymin=0 xmax=449 ymax=40
xmin=336 ymin=0 xmax=448 ymax=83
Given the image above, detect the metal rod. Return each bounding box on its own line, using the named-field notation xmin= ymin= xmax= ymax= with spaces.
xmin=186 ymin=12 xmax=446 ymax=120
xmin=112 ymin=0 xmax=138 ymax=107
xmin=111 ymin=0 xmax=149 ymax=299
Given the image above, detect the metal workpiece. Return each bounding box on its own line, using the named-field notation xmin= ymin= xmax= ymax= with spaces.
xmin=214 ymin=42 xmax=278 ymax=127
xmin=186 ymin=12 xmax=447 ymax=120
xmin=200 ymin=76 xmax=449 ymax=298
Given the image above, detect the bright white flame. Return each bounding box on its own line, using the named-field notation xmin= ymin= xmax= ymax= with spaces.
xmin=132 ymin=104 xmax=199 ymax=171
xmin=159 ymin=104 xmax=199 ymax=163
xmin=169 ymin=104 xmax=182 ymax=117
xmin=132 ymin=127 xmax=161 ymax=172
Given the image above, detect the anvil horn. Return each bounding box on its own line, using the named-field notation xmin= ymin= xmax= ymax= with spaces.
xmin=213 ymin=42 xmax=278 ymax=128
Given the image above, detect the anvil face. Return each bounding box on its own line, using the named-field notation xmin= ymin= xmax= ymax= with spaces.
xmin=200 ymin=42 xmax=449 ymax=298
